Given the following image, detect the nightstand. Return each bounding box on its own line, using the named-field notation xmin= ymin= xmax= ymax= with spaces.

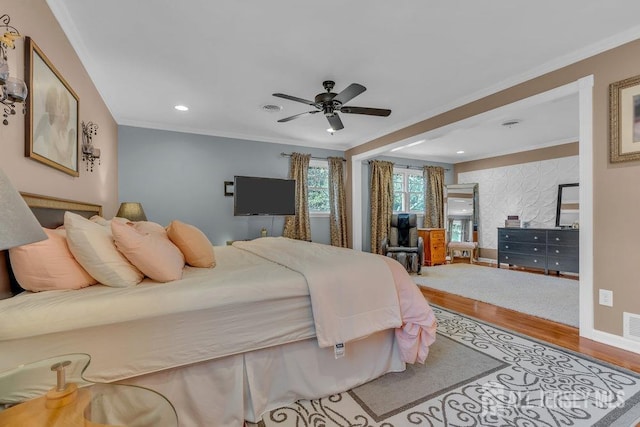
xmin=0 ymin=353 xmax=177 ymax=426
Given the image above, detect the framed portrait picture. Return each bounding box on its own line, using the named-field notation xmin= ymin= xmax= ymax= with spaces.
xmin=25 ymin=37 xmax=80 ymax=176
xmin=610 ymin=74 xmax=640 ymax=163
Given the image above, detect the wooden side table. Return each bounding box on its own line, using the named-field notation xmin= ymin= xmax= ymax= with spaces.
xmin=417 ymin=228 xmax=446 ymax=266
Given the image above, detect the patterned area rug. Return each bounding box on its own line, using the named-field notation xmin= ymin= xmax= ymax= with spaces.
xmin=258 ymin=307 xmax=640 ymax=426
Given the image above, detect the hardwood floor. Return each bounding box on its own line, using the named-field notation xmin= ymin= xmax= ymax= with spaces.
xmin=420 ymin=260 xmax=640 ymax=374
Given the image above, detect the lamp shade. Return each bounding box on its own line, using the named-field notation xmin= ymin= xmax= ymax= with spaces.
xmin=0 ymin=169 xmax=47 ymax=251
xmin=116 ymin=202 xmax=147 ymax=221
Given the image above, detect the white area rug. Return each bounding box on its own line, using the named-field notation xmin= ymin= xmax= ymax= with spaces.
xmin=413 ymin=263 xmax=579 ymax=327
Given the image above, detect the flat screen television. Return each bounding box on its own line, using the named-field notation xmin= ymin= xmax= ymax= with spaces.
xmin=233 ymin=176 xmax=296 ymax=216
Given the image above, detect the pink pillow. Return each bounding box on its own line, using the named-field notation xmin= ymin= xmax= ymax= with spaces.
xmin=166 ymin=220 xmax=216 ymax=268
xmin=133 ymin=221 xmax=167 ymax=236
xmin=111 ymin=221 xmax=185 ymax=282
xmin=9 ymin=228 xmax=97 ymax=292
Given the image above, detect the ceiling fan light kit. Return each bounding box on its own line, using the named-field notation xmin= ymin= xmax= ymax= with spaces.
xmin=273 ymin=80 xmax=391 ymax=132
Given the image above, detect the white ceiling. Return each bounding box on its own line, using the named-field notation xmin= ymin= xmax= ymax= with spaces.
xmin=47 ymin=1 xmax=640 ymax=161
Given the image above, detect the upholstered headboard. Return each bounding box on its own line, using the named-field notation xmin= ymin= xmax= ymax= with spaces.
xmin=0 ymin=193 xmax=103 ymax=298
xmin=20 ymin=192 xmax=102 ymax=228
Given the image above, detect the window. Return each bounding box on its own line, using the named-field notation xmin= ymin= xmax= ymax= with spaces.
xmin=392 ymin=169 xmax=424 ymax=213
xmin=308 ymin=160 xmax=330 ymax=214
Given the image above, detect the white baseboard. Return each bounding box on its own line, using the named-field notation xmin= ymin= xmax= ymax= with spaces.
xmin=583 ymin=329 xmax=640 ymax=355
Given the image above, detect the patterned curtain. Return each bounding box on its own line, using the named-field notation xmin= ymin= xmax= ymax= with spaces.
xmin=328 ymin=157 xmax=348 ymax=247
xmin=283 ymin=153 xmax=311 ymax=241
xmin=423 ymin=166 xmax=445 ymax=228
xmin=370 ymin=160 xmax=394 ymax=254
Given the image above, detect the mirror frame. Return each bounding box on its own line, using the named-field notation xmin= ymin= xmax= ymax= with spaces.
xmin=445 ymin=183 xmax=479 ymax=242
xmin=555 ymin=183 xmax=579 ymax=228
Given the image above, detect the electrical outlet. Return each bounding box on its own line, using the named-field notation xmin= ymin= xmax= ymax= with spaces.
xmin=599 ymin=289 xmax=613 ymax=307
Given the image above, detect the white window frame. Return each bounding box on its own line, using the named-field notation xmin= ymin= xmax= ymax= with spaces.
xmin=308 ymin=159 xmax=330 ymax=217
xmin=393 ymin=168 xmax=424 ymax=214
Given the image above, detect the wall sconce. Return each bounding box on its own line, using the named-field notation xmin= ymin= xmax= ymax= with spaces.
xmin=81 ymin=121 xmax=100 ymax=172
xmin=0 ymin=14 xmax=27 ymax=126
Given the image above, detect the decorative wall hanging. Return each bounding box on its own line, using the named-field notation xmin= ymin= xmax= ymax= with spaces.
xmin=0 ymin=14 xmax=28 ymax=126
xmin=81 ymin=121 xmax=100 ymax=172
xmin=25 ymin=37 xmax=80 ymax=176
xmin=610 ymin=74 xmax=640 ymax=163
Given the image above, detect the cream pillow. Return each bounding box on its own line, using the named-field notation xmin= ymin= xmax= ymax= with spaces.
xmin=111 ymin=221 xmax=184 ymax=282
xmin=166 ymin=220 xmax=216 ymax=268
xmin=9 ymin=228 xmax=97 ymax=292
xmin=65 ymin=212 xmax=144 ymax=287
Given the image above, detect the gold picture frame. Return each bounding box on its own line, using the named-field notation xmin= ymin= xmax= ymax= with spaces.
xmin=610 ymin=74 xmax=640 ymax=163
xmin=25 ymin=37 xmax=80 ymax=176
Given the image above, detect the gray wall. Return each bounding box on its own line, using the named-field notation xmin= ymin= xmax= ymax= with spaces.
xmin=360 ymin=156 xmax=454 ymax=252
xmin=118 ymin=126 xmax=343 ymax=245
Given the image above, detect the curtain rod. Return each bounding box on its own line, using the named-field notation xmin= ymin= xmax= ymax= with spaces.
xmin=368 ymin=160 xmax=451 ymax=171
xmin=280 ymin=152 xmax=346 ymax=161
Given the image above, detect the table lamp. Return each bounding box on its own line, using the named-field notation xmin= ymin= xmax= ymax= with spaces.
xmin=115 ymin=202 xmax=147 ymax=221
xmin=0 ymin=168 xmax=47 ymax=251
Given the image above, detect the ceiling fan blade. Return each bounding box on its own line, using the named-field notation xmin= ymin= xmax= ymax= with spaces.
xmin=340 ymin=106 xmax=391 ymax=117
xmin=333 ymin=83 xmax=366 ymax=105
xmin=277 ymin=110 xmax=320 ymax=123
xmin=273 ymin=93 xmax=318 ymax=107
xmin=326 ymin=113 xmax=344 ymax=131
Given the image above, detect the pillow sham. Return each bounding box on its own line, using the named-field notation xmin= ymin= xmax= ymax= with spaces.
xmin=65 ymin=212 xmax=144 ymax=288
xmin=166 ymin=220 xmax=216 ymax=268
xmin=111 ymin=221 xmax=185 ymax=282
xmin=9 ymin=228 xmax=97 ymax=292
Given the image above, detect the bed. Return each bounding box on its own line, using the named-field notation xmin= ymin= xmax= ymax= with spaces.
xmin=0 ymin=193 xmax=437 ymax=426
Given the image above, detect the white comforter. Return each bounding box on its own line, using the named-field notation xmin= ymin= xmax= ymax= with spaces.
xmin=234 ymin=237 xmax=403 ymax=348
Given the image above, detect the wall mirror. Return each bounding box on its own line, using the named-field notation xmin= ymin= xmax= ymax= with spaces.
xmin=445 ymin=183 xmax=478 ymax=242
xmin=556 ymin=183 xmax=579 ymax=228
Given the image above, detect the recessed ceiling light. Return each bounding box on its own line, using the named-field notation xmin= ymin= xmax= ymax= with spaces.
xmin=501 ymin=119 xmax=521 ymax=128
xmin=262 ymin=104 xmax=283 ymax=113
xmin=456 ymin=150 xmax=465 ymax=154
xmin=174 ymin=105 xmax=189 ymax=111
xmin=326 ymin=128 xmax=334 ymax=133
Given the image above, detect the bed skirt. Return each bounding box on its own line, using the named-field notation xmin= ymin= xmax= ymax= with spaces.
xmin=119 ymin=329 xmax=404 ymax=426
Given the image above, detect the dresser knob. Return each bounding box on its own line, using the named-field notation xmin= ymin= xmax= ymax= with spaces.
xmin=534 ymin=236 xmax=538 ymax=240
xmin=555 ymin=249 xmax=559 ymax=253
xmin=534 ymin=248 xmax=538 ymax=252
xmin=505 ymin=235 xmax=509 ymax=238
xmin=555 ymin=262 xmax=559 ymax=265
xmin=505 ymin=256 xmax=509 ymax=260
xmin=505 ymin=245 xmax=509 ymax=249
xmin=534 ymin=259 xmax=538 ymax=263
xmin=556 ymin=237 xmax=560 ymax=241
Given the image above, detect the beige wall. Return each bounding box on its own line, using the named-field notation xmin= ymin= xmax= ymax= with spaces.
xmin=0 ymin=0 xmax=118 ymax=216
xmin=347 ymin=39 xmax=640 ymax=337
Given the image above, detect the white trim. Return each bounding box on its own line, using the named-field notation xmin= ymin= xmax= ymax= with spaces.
xmin=578 ymin=75 xmax=595 ymax=340
xmin=589 ymin=329 xmax=640 ymax=354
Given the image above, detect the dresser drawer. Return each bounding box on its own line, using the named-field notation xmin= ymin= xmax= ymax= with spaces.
xmin=498 ymin=229 xmax=546 ymax=243
xmin=547 ymin=230 xmax=579 ymax=245
xmin=429 ymin=231 xmax=445 ymax=243
xmin=498 ymin=241 xmax=545 ymax=255
xmin=499 ymin=252 xmax=545 ymax=269
xmin=547 ymin=255 xmax=579 ymax=273
xmin=547 ymin=244 xmax=578 ymax=258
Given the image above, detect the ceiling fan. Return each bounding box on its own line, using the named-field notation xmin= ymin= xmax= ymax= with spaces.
xmin=273 ymin=80 xmax=391 ymax=131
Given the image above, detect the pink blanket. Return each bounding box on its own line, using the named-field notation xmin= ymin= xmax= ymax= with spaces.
xmin=382 ymin=257 xmax=437 ymax=364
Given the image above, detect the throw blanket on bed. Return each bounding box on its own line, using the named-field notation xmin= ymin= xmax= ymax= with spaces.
xmin=234 ymin=237 xmax=403 ymax=349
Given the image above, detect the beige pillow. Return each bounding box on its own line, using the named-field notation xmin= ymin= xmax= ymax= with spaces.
xmin=111 ymin=221 xmax=185 ymax=282
xmin=166 ymin=220 xmax=216 ymax=268
xmin=9 ymin=228 xmax=97 ymax=292
xmin=65 ymin=212 xmax=144 ymax=287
